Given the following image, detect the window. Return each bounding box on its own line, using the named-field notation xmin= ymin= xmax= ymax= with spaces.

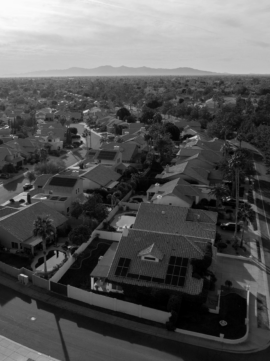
xmin=115 ymin=258 xmax=131 ymax=277
xmin=11 ymin=242 xmax=18 ymax=249
xmin=165 ymin=257 xmax=188 ymax=287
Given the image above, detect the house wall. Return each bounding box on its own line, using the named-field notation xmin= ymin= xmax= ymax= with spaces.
xmin=82 ymin=178 xmax=101 ymax=191
xmin=0 ymin=226 xmax=21 ymax=249
xmin=31 ymin=197 xmax=70 ymax=215
xmin=100 ymin=152 xmax=122 ymax=167
xmin=87 ymin=131 xmax=101 ymax=150
xmin=153 ymin=195 xmax=191 ymax=207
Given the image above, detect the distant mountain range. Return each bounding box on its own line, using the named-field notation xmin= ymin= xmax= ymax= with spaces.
xmin=14 ymin=65 xmax=221 ymax=77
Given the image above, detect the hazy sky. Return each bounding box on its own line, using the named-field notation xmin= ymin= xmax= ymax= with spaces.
xmin=0 ymin=0 xmax=270 ymax=75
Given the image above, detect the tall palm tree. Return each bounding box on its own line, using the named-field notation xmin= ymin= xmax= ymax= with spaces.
xmin=33 ymin=215 xmax=56 ymax=275
xmin=238 ymin=203 xmax=255 ymax=248
xmin=209 ymin=183 xmax=230 ymax=208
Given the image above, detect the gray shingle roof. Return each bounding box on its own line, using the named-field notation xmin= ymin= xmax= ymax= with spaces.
xmin=107 ymin=229 xmax=205 ymax=294
xmin=133 ymin=203 xmax=217 ymax=240
xmin=82 ymin=164 xmax=120 ymax=187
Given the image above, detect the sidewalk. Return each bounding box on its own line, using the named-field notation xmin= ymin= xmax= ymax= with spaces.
xmin=0 ymin=269 xmax=269 ymax=354
xmin=0 ymin=334 xmax=59 ymax=361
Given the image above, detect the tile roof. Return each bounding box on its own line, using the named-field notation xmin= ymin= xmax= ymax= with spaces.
xmin=82 ymin=164 xmax=121 ymax=187
xmin=107 ymin=229 xmax=205 ymax=294
xmin=156 ymin=163 xmax=210 ymax=185
xmin=0 ymin=206 xmax=19 ymax=219
xmin=133 ymin=203 xmax=217 ymax=240
xmin=0 ymin=202 xmax=67 ymax=242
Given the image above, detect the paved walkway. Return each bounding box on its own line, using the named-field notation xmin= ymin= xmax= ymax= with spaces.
xmin=0 ymin=334 xmax=59 ymax=361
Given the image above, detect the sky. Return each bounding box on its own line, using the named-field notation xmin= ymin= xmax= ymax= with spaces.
xmin=0 ymin=0 xmax=270 ymax=76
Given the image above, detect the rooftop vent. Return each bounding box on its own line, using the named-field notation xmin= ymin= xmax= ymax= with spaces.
xmin=161 ymin=210 xmax=165 ymax=214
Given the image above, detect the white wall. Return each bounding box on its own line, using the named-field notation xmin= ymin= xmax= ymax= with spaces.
xmin=68 ymin=285 xmax=170 ymax=324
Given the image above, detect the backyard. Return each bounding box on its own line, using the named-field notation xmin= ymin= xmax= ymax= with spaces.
xmin=0 ymin=251 xmax=32 ymax=270
xmin=58 ymin=238 xmax=113 ymax=289
xmin=177 ymin=290 xmax=247 ymax=339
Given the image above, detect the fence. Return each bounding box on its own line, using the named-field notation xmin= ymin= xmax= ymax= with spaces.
xmin=68 ymin=285 xmax=170 ymax=324
xmin=51 ymin=281 xmax=68 ymax=296
xmin=32 ymin=274 xmax=50 ymax=290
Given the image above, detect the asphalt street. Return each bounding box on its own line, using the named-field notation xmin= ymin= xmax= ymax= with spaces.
xmin=0 ymin=286 xmax=269 ymax=361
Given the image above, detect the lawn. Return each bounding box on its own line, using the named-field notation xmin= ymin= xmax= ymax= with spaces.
xmin=177 ymin=292 xmax=247 ymax=339
xmin=0 ymin=252 xmax=33 ymax=270
xmin=58 ymin=238 xmax=113 ymax=289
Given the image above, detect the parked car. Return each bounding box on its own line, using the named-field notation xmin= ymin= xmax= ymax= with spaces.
xmin=23 ymin=183 xmax=33 ymax=191
xmin=220 ymin=222 xmax=241 ymax=232
xmin=0 ymin=173 xmax=10 ymax=179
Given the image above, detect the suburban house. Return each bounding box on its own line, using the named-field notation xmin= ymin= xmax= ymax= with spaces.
xmin=174 ymin=153 xmax=215 ymax=171
xmin=0 ymin=202 xmax=67 ymax=254
xmin=104 ymin=229 xmax=210 ymax=296
xmin=156 ymin=163 xmax=210 ymax=185
xmin=30 ymin=175 xmax=84 ymax=215
xmin=101 ymin=142 xmax=139 ymax=164
xmin=132 ymin=203 xmax=217 ymax=243
xmin=86 ymin=129 xmax=103 ymax=150
xmin=175 ymin=148 xmax=222 ymax=164
xmin=93 ymin=149 xmax=122 ymax=169
xmin=146 ymin=178 xmax=203 ymax=207
xmin=184 ymin=139 xmax=224 ymax=153
xmin=5 ymin=138 xmax=42 ymax=161
xmin=36 ymin=123 xmax=65 ymax=150
xmin=0 ymin=145 xmax=24 ymax=171
xmin=78 ymin=164 xmax=121 ymax=190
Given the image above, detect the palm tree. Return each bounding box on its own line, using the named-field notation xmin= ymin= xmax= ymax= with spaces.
xmin=33 ymin=215 xmax=56 ymax=275
xmin=238 ymin=203 xmax=255 ymax=248
xmin=209 ymin=183 xmax=230 ymax=208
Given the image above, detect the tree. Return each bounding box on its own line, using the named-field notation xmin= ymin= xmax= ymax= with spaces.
xmin=68 ymin=225 xmax=92 ymax=245
xmin=238 ymin=203 xmax=255 ymax=248
xmin=164 ymin=122 xmax=180 ymax=141
xmin=116 ymin=107 xmax=130 ymax=120
xmin=228 ymin=150 xmax=246 ymax=239
xmin=69 ymin=127 xmax=78 ymax=135
xmin=34 ymin=160 xmax=65 ymax=175
xmin=25 ymin=170 xmax=36 ymax=184
xmin=33 ymin=215 xmax=56 ymax=275
xmin=39 ymin=148 xmax=48 ymax=163
xmin=209 ymin=183 xmax=230 ymax=208
xmin=73 ymin=193 xmax=108 ymax=223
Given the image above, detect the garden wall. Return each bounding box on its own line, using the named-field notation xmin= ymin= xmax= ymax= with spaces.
xmin=32 ymin=274 xmax=50 ymax=290
xmin=119 ymin=202 xmax=140 ymax=210
xmin=50 ymin=257 xmax=75 ymax=283
xmin=68 ymin=285 xmax=170 ymax=324
xmin=92 ymin=230 xmax=122 ymax=242
xmin=0 ymin=261 xmax=21 ymax=278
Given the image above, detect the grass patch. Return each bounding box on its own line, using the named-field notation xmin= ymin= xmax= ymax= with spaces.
xmin=177 ymin=292 xmax=247 ymax=339
xmin=58 ymin=238 xmax=112 ymax=289
xmin=0 ymin=252 xmax=32 ymax=270
xmin=257 ymin=293 xmax=269 ymax=329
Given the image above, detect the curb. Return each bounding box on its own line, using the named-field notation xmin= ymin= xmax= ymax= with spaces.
xmin=0 ymin=271 xmax=266 ymax=355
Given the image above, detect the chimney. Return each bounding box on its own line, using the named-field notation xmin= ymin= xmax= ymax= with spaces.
xmin=124 ymin=131 xmax=129 ymax=135
xmin=165 ymin=164 xmax=170 ymax=173
xmin=155 ymin=183 xmax=160 ymax=187
xmin=197 ymin=214 xmax=200 ymax=221
xmin=114 ymin=146 xmax=120 ymax=151
xmin=122 ymin=226 xmax=129 ymax=237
